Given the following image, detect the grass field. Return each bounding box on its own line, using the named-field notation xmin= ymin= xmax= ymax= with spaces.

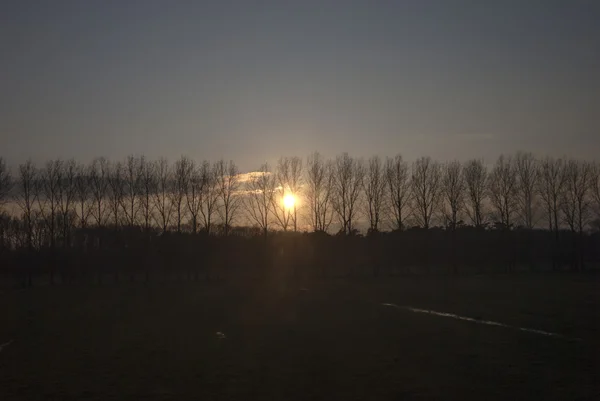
xmin=1 ymin=274 xmax=599 ymax=400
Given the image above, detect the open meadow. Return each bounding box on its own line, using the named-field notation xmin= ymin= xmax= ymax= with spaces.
xmin=1 ymin=274 xmax=598 ymax=400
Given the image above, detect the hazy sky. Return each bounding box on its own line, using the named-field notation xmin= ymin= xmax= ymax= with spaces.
xmin=1 ymin=1 xmax=599 ymax=171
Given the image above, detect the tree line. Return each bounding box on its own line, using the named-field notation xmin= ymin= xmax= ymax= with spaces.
xmin=0 ymin=152 xmax=599 ymax=284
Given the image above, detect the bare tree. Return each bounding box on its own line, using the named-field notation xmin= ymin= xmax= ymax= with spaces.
xmin=38 ymin=160 xmax=62 ymax=247
xmin=0 ymin=158 xmax=13 ymax=249
xmin=271 ymin=189 xmax=292 ymax=232
xmin=106 ymin=161 xmax=125 ymax=228
xmin=305 ymin=152 xmax=334 ymax=232
xmin=332 ymin=153 xmax=365 ymax=235
xmin=89 ymin=157 xmax=109 ymax=227
xmin=272 ymin=161 xmax=292 ymax=232
xmin=385 ymin=155 xmax=411 ymax=231
xmin=591 ymin=162 xmax=600 ymax=224
xmin=537 ymin=157 xmax=565 ymax=233
xmin=122 ymin=155 xmax=141 ymax=227
xmin=364 ymin=156 xmax=387 ymax=233
xmin=537 ymin=157 xmax=565 ymax=270
xmin=185 ymin=159 xmax=206 ymax=234
xmin=74 ymin=162 xmax=92 ymax=229
xmin=153 ymin=158 xmax=173 ymax=234
xmin=16 ymin=160 xmax=37 ymax=249
xmin=561 ymin=159 xmax=593 ymax=270
xmin=561 ymin=159 xmax=592 ymax=234
xmin=488 ymin=155 xmax=518 ymax=229
xmin=58 ymin=159 xmax=77 ymax=246
xmin=200 ymin=161 xmax=219 ymax=234
xmin=441 ymin=160 xmax=465 ymax=230
xmin=171 ymin=156 xmax=190 ymax=233
xmin=0 ymin=157 xmax=11 ymax=211
xmin=138 ymin=156 xmax=156 ymax=231
xmin=215 ymin=160 xmax=241 ymax=236
xmin=276 ymin=156 xmax=303 ymax=231
xmin=515 ymin=152 xmax=539 ymax=229
xmin=243 ymin=164 xmax=275 ymax=237
xmin=463 ymin=159 xmax=488 ymax=228
xmin=411 ymin=157 xmax=442 ymax=229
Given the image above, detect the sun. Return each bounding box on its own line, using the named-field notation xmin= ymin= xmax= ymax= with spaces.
xmin=283 ymin=193 xmax=296 ymax=209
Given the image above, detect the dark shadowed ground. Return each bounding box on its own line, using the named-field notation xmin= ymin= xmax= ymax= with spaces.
xmin=1 ymin=274 xmax=599 ymax=400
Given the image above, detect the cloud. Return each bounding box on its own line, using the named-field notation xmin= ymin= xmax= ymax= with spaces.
xmin=236 ymin=171 xmax=271 ymax=183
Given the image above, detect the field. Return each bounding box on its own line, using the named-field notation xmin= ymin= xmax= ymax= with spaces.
xmin=1 ymin=274 xmax=599 ymax=400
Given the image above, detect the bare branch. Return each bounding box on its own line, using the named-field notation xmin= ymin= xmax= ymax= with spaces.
xmin=243 ymin=163 xmax=275 ymax=236
xmin=276 ymin=156 xmax=303 ymax=231
xmin=537 ymin=156 xmax=565 ymax=233
xmin=561 ymin=159 xmax=592 ymax=234
xmin=89 ymin=157 xmax=109 ymax=227
xmin=463 ymin=159 xmax=488 ymax=227
xmin=107 ymin=161 xmax=124 ymax=228
xmin=488 ymin=155 xmax=517 ymax=229
xmin=153 ymin=158 xmax=173 ymax=234
xmin=138 ymin=156 xmax=156 ymax=231
xmin=441 ymin=160 xmax=465 ymax=230
xmin=363 ymin=156 xmax=387 ymax=233
xmin=305 ymin=152 xmax=334 ymax=232
xmin=411 ymin=156 xmax=442 ymax=229
xmin=215 ymin=160 xmax=241 ymax=236
xmin=332 ymin=153 xmax=365 ymax=235
xmin=122 ymin=155 xmax=142 ymax=227
xmin=385 ymin=155 xmax=410 ymax=231
xmin=200 ymin=161 xmax=219 ymax=234
xmin=515 ymin=152 xmax=539 ymax=228
xmin=0 ymin=158 xmax=12 ymax=210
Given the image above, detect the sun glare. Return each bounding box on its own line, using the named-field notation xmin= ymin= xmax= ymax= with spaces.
xmin=283 ymin=193 xmax=296 ymax=209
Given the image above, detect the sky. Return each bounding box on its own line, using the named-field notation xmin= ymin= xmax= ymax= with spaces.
xmin=1 ymin=0 xmax=599 ymax=172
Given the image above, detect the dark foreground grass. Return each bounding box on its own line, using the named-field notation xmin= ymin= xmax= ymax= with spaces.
xmin=0 ymin=274 xmax=599 ymax=400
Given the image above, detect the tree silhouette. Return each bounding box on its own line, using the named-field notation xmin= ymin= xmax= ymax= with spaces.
xmin=385 ymin=155 xmax=411 ymax=231
xmin=58 ymin=159 xmax=77 ymax=247
xmin=215 ymin=159 xmax=240 ymax=236
xmin=332 ymin=153 xmax=365 ymax=235
xmin=364 ymin=155 xmax=386 ymax=233
xmin=0 ymin=157 xmax=11 ymax=211
xmin=441 ymin=160 xmax=465 ymax=230
xmin=590 ymin=162 xmax=600 ymax=223
xmin=200 ymin=161 xmax=219 ymax=234
xmin=153 ymin=158 xmax=173 ymax=234
xmin=184 ymin=158 xmax=205 ymax=234
xmin=305 ymin=152 xmax=333 ymax=233
xmin=16 ymin=160 xmax=37 ymax=250
xmin=74 ymin=162 xmax=92 ymax=229
xmin=277 ymin=156 xmax=303 ymax=232
xmin=515 ymin=152 xmax=539 ymax=229
xmin=123 ymin=155 xmax=142 ymax=228
xmin=411 ymin=156 xmax=442 ymax=229
xmin=463 ymin=159 xmax=488 ymax=228
xmin=271 ymin=162 xmax=292 ymax=232
xmin=172 ymin=156 xmax=190 ymax=233
xmin=488 ymin=155 xmax=517 ymax=229
xmin=561 ymin=160 xmax=592 ymax=234
xmin=0 ymin=158 xmax=12 ymax=250
xmin=107 ymin=161 xmax=125 ymax=228
xmin=38 ymin=160 xmax=62 ymax=248
xmin=3 ymin=151 xmax=600 ymax=285
xmin=243 ymin=163 xmax=275 ymax=237
xmin=138 ymin=156 xmax=156 ymax=232
xmin=537 ymin=157 xmax=565 ymax=230
xmin=89 ymin=157 xmax=109 ymax=227
xmin=561 ymin=159 xmax=592 ymax=270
